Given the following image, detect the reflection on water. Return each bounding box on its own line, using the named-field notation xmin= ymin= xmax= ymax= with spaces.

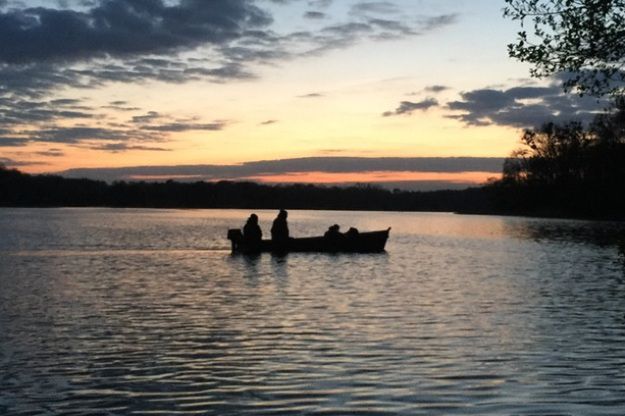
xmin=1 ymin=208 xmax=625 ymax=415
xmin=502 ymin=216 xmax=625 ymax=247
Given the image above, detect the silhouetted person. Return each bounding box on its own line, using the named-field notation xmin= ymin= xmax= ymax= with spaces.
xmin=324 ymin=224 xmax=343 ymax=250
xmin=345 ymin=227 xmax=359 ymax=239
xmin=243 ymin=213 xmax=262 ymax=251
xmin=324 ymin=224 xmax=341 ymax=239
xmin=271 ymin=209 xmax=289 ymax=247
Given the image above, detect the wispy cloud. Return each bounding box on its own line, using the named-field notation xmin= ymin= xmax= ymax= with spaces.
xmin=0 ymin=156 xmax=45 ymax=166
xmin=89 ymin=143 xmax=171 ymax=153
xmin=298 ymin=92 xmax=324 ymax=98
xmin=350 ymin=1 xmax=400 ymax=17
xmin=304 ymin=11 xmax=326 ymax=19
xmin=0 ymin=97 xmax=224 ymax=149
xmin=260 ymin=119 xmax=278 ymax=125
xmin=382 ymin=98 xmax=438 ymax=116
xmin=142 ymin=122 xmax=226 ymax=133
xmin=34 ymin=148 xmax=65 ymax=157
xmin=424 ymin=85 xmax=450 ymax=94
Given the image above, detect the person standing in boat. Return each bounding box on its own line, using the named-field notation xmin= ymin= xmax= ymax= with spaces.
xmin=242 ymin=213 xmax=262 ymax=251
xmin=271 ymin=209 xmax=289 ymax=247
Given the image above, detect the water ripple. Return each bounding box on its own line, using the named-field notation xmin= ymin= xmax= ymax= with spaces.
xmin=1 ymin=209 xmax=625 ymax=415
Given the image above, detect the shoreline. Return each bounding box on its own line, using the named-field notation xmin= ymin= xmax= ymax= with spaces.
xmin=2 ymin=204 xmax=624 ymax=223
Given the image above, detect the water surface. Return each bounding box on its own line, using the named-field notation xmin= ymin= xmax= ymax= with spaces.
xmin=1 ymin=208 xmax=624 ymax=415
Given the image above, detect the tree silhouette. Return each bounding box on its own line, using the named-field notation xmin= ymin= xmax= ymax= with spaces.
xmin=504 ymin=0 xmax=625 ymax=96
xmin=503 ymin=121 xmax=592 ymax=186
xmin=500 ymin=101 xmax=625 ymax=217
xmin=0 ymin=165 xmax=498 ymax=213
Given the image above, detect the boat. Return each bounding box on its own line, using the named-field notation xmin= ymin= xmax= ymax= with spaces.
xmin=227 ymin=228 xmax=390 ymax=254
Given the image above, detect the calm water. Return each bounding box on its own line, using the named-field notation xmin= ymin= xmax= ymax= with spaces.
xmin=1 ymin=208 xmax=625 ymax=415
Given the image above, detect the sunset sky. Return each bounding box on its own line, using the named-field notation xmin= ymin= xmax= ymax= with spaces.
xmin=0 ymin=0 xmax=606 ymax=189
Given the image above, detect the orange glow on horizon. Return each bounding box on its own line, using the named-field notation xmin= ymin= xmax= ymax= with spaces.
xmin=125 ymin=171 xmax=500 ymax=185
xmin=243 ymin=170 xmax=499 ymax=185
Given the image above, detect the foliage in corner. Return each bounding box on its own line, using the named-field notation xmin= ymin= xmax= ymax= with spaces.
xmin=504 ymin=0 xmax=625 ymax=97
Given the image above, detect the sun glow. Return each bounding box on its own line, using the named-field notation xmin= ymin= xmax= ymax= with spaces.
xmin=243 ymin=170 xmax=499 ymax=185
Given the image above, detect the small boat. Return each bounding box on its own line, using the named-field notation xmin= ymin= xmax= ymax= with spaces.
xmin=227 ymin=228 xmax=390 ymax=254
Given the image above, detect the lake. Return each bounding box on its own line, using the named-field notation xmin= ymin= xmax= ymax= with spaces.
xmin=1 ymin=208 xmax=625 ymax=415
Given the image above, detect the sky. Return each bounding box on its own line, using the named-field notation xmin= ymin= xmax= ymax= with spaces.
xmin=0 ymin=0 xmax=607 ymax=190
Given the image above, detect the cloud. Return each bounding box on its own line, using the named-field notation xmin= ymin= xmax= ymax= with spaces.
xmin=31 ymin=127 xmax=131 ymax=143
xmin=0 ymin=97 xmax=99 ymax=130
xmin=271 ymin=0 xmax=333 ymax=7
xmin=103 ymin=102 xmax=141 ymax=111
xmin=71 ymin=59 xmax=255 ymax=87
xmin=142 ymin=122 xmax=226 ymax=132
xmin=422 ymin=14 xmax=458 ymax=31
xmin=0 ymin=0 xmax=271 ymax=98
xmin=89 ymin=143 xmax=171 ymax=153
xmin=0 ymin=94 xmax=226 ymax=150
xmin=298 ymin=92 xmax=324 ymax=98
xmin=304 ymin=11 xmax=326 ymax=19
xmin=132 ymin=111 xmax=161 ymax=124
xmin=308 ymin=0 xmax=333 ymax=8
xmin=260 ymin=119 xmax=278 ymax=125
xmin=50 ymin=98 xmax=82 ymax=106
xmin=0 ymin=137 xmax=29 ymax=147
xmin=0 ymin=62 xmax=86 ymax=98
xmin=448 ymin=89 xmax=516 ymax=112
xmin=424 ymin=85 xmax=450 ymax=94
xmin=59 ymin=156 xmax=505 ymax=182
xmin=446 ymin=82 xmax=607 ymax=128
xmin=0 ymin=156 xmax=45 ymax=166
xmin=0 ymin=107 xmax=94 ymax=125
xmin=0 ymin=0 xmax=271 ymax=64
xmin=350 ymin=2 xmax=399 ymax=16
xmin=35 ymin=148 xmax=65 ymax=157
xmin=0 ymin=0 xmax=460 ymax=100
xmin=382 ymin=98 xmax=438 ymax=116
xmin=130 ymin=111 xmax=227 ymax=132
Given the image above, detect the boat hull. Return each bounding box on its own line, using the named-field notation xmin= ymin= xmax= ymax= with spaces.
xmin=227 ymin=228 xmax=390 ymax=254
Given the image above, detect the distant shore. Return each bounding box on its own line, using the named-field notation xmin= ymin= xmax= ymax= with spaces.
xmin=2 ymin=166 xmax=625 ymax=221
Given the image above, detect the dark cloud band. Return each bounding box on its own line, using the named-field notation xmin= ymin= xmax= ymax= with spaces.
xmin=60 ymin=156 xmax=505 ymax=182
xmin=0 ymin=0 xmax=271 ymax=64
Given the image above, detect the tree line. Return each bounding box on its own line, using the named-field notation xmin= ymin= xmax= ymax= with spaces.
xmin=496 ymin=99 xmax=625 ymax=219
xmin=1 ymin=151 xmax=623 ymax=219
xmin=0 ymin=165 xmax=499 ymax=213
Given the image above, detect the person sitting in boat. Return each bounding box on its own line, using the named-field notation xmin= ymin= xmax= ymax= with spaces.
xmin=324 ymin=224 xmax=341 ymax=239
xmin=271 ymin=209 xmax=289 ymax=245
xmin=324 ymin=224 xmax=344 ymax=250
xmin=242 ymin=213 xmax=262 ymax=250
xmin=345 ymin=227 xmax=359 ymax=239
